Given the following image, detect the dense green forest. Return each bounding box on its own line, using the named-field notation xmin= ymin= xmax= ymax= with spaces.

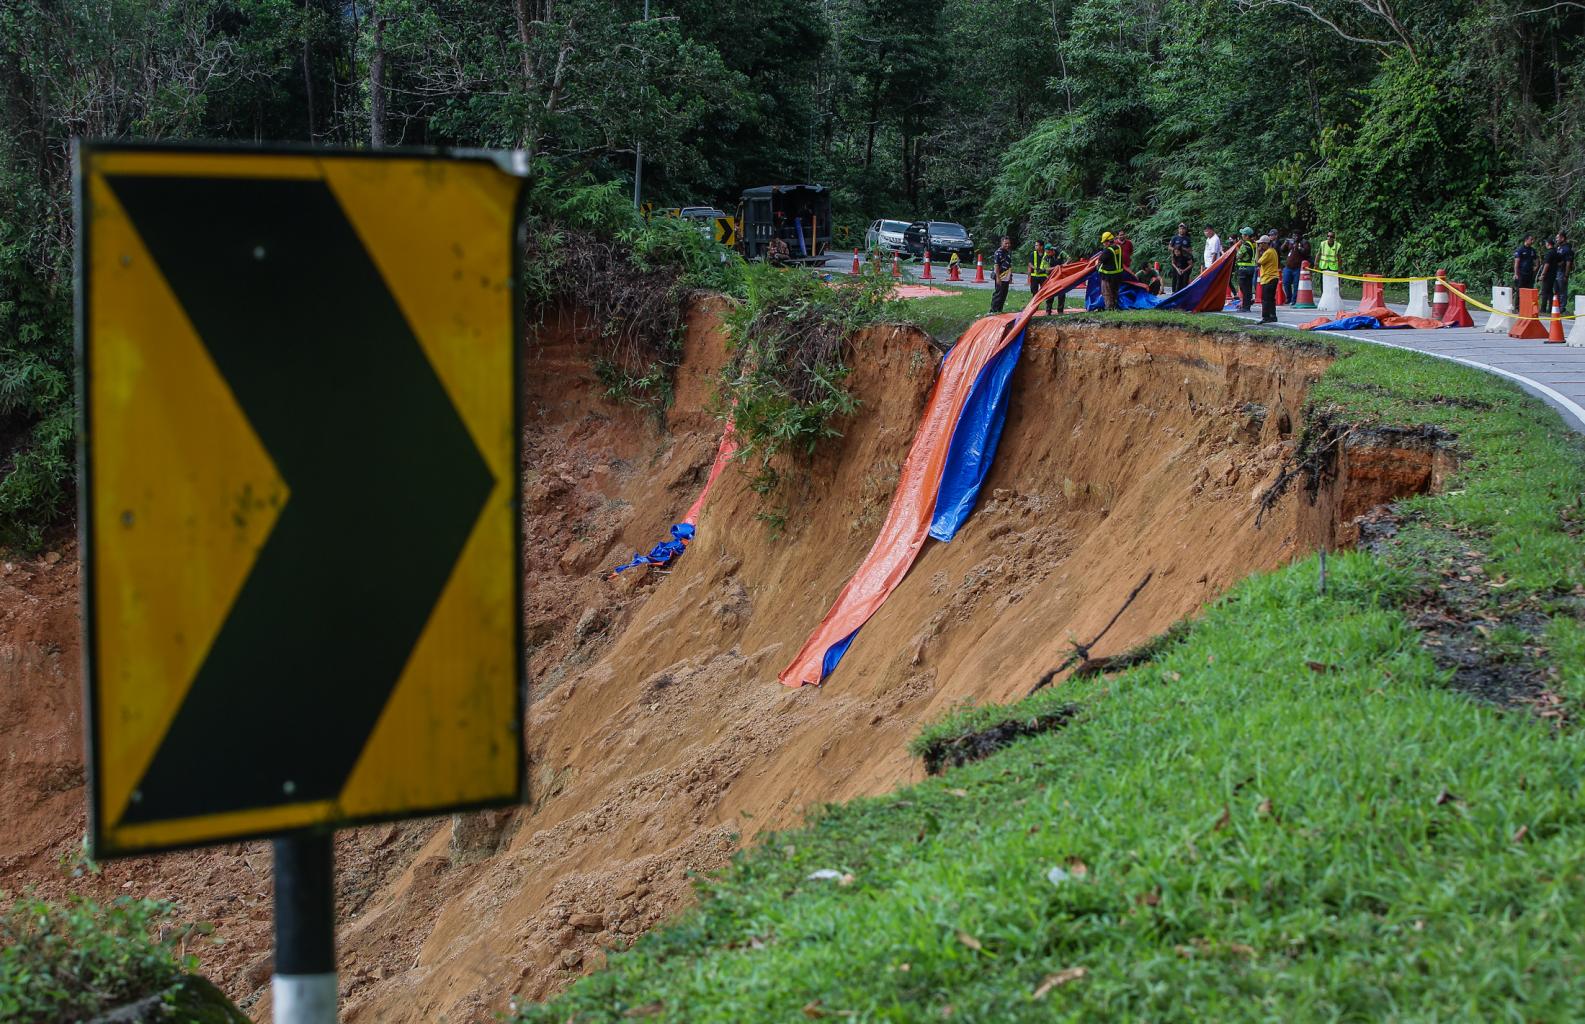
xmin=2 ymin=0 xmax=1583 ymax=546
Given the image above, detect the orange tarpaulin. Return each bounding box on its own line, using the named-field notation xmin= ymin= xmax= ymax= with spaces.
xmin=682 ymin=423 xmax=738 ymax=526
xmin=1298 ymin=306 xmax=1447 ymax=330
xmin=778 ymin=258 xmax=1098 ymax=687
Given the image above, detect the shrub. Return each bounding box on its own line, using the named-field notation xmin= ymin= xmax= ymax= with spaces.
xmin=521 ymin=169 xmax=745 ymax=409
xmin=0 ymin=893 xmax=202 ymax=1022
xmin=718 ymin=261 xmax=897 ymax=493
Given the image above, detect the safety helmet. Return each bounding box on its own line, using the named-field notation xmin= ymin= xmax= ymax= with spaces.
xmin=1100 ymin=231 xmax=1115 ymax=243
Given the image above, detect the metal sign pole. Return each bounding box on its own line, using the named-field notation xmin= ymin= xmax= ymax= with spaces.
xmin=273 ymin=834 xmax=337 ymax=1023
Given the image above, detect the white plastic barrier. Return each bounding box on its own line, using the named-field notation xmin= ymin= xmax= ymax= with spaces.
xmin=1483 ymin=286 xmax=1515 ymax=333
xmin=1404 ymin=279 xmax=1430 ymax=318
xmin=1569 ymin=295 xmax=1585 ymax=347
xmin=1317 ymin=271 xmax=1342 ymax=313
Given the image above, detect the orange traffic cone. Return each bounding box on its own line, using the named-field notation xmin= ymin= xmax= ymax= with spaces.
xmin=1509 ymin=288 xmax=1549 ymax=339
xmin=922 ymin=250 xmax=933 ymax=280
xmin=1547 ymin=294 xmax=1566 ymax=343
xmin=974 ymin=251 xmax=985 ymax=283
xmin=1432 ymin=270 xmax=1449 ymax=320
xmin=851 ymin=249 xmax=860 ymax=275
xmin=1293 ymin=262 xmax=1315 ymax=308
xmin=948 ymin=257 xmax=961 ymax=281
xmin=891 ymin=253 xmax=900 ymax=280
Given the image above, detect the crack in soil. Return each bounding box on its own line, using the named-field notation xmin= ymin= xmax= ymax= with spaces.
xmin=1359 ymin=508 xmax=1571 ymax=723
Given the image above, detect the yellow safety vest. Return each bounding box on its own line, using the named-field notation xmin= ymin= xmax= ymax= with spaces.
xmin=1030 ymin=251 xmax=1052 ymax=278
xmin=1100 ymin=243 xmax=1125 ymax=276
xmin=1235 ymin=239 xmax=1258 ymax=268
xmin=1317 ymin=240 xmax=1340 ymax=272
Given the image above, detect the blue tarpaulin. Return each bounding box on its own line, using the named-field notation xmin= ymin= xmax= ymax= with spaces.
xmin=611 ymin=522 xmax=695 ymax=574
xmin=928 ymin=330 xmax=1026 ymax=541
xmin=1083 ymin=249 xmax=1238 ymax=314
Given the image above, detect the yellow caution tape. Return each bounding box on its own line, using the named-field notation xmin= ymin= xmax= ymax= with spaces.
xmin=1310 ymin=269 xmax=1576 ymax=322
xmin=1312 ymin=269 xmax=1441 ymax=284
xmin=1440 ymin=279 xmax=1577 ymax=323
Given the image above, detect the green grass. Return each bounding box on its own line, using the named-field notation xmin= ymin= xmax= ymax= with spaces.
xmin=516 ymin=312 xmax=1585 ymax=1023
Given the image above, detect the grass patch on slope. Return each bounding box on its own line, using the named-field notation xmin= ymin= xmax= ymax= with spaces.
xmin=516 ymin=312 xmax=1585 ymax=1023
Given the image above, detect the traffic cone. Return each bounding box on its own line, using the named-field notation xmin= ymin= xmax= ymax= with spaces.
xmin=1547 ymin=294 xmax=1566 ymax=343
xmin=1432 ymin=270 xmax=1449 ymax=320
xmin=1292 ymin=262 xmax=1315 ymax=308
xmin=1275 ymin=278 xmax=1287 ymax=305
xmin=922 ymin=250 xmax=933 ymax=280
xmin=1509 ymin=288 xmax=1549 ymax=340
xmin=891 ymin=252 xmax=900 ymax=280
xmin=851 ymin=249 xmax=860 ymax=275
xmin=974 ymin=251 xmax=985 ymax=283
xmin=948 ymin=258 xmax=961 ymax=282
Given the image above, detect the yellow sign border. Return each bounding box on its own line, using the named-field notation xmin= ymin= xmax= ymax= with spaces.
xmin=75 ymin=141 xmax=528 ymax=858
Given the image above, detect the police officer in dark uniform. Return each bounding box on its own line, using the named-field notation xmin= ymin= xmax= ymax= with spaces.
xmin=1168 ymin=223 xmax=1193 ymax=292
xmin=1513 ymin=234 xmax=1537 ymax=295
xmin=1540 ymin=231 xmax=1574 ymax=316
xmin=989 ymin=236 xmax=1015 ymax=314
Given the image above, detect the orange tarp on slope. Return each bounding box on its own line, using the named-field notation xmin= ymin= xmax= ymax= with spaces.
xmin=778 ymin=259 xmax=1098 ymax=687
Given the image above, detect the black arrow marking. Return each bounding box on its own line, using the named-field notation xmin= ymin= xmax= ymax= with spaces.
xmin=107 ymin=174 xmax=497 ymax=825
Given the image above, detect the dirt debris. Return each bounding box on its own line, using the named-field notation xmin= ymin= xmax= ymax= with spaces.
xmin=0 ymin=311 xmax=1446 ymax=1023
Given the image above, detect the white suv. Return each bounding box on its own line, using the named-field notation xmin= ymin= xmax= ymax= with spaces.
xmin=865 ymin=218 xmax=910 ymax=254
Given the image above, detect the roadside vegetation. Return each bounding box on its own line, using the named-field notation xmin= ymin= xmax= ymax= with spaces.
xmin=0 ymin=893 xmax=243 ymax=1022
xmin=718 ymin=263 xmax=897 ymax=495
xmin=515 ymin=310 xmax=1585 ymax=1022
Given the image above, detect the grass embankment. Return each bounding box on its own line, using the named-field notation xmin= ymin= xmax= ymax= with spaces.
xmin=517 ymin=309 xmax=1585 ymax=1022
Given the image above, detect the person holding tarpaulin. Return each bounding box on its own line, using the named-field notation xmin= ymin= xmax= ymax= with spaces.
xmin=1029 ymin=241 xmax=1054 ymax=313
xmin=1233 ymin=227 xmax=1258 ymax=311
xmin=989 ymin=236 xmax=1015 ymax=314
xmin=1097 ymin=231 xmax=1125 ymax=310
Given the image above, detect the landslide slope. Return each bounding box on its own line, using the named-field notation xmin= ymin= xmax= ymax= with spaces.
xmin=2 ymin=305 xmax=1408 ymax=1023
xmin=345 ymin=314 xmax=1355 ymax=1022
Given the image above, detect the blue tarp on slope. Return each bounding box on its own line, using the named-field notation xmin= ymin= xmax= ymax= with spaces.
xmin=928 ymin=330 xmax=1026 ymax=541
xmin=610 ymin=522 xmax=695 ymax=573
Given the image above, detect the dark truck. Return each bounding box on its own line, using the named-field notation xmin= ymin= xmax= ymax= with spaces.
xmin=737 ymin=184 xmax=831 ymax=262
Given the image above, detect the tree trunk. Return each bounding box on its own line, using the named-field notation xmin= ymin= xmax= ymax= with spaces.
xmin=301 ymin=0 xmax=316 ymax=139
xmin=369 ymin=10 xmax=388 ymax=148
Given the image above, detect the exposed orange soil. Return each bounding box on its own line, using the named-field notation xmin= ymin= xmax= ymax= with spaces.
xmin=0 ymin=306 xmax=1438 ymax=1022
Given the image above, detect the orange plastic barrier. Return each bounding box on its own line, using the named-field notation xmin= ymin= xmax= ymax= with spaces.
xmin=1440 ymin=282 xmax=1474 ymax=328
xmin=779 ymin=258 xmax=1099 ymax=687
xmin=1510 ymin=288 xmax=1549 ymax=340
xmin=1356 ymin=276 xmax=1385 ymax=312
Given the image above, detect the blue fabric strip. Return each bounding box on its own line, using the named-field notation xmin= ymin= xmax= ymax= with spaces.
xmin=928 ymin=330 xmax=1026 ymax=542
xmin=820 ymin=628 xmax=861 ymax=679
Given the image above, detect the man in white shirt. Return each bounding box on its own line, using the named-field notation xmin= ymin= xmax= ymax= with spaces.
xmin=1203 ymin=225 xmax=1223 ymax=271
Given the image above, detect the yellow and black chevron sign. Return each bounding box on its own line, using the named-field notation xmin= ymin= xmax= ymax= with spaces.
xmin=713 ymin=216 xmax=738 ymax=247
xmin=77 ymin=143 xmax=526 ymax=857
